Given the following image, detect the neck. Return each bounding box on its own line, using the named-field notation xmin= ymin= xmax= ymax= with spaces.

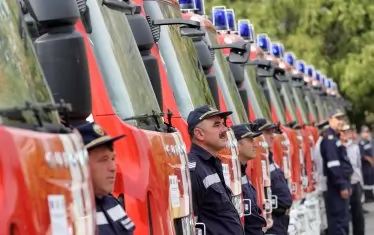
xmin=239 ymin=154 xmax=248 ymax=165
xmin=193 ymin=141 xmax=218 ymax=156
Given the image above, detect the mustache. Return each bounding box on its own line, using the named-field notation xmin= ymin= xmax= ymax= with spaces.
xmin=219 ymin=132 xmax=227 ymax=138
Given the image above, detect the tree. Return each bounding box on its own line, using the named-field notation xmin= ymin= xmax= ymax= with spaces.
xmin=205 ymin=0 xmax=374 ymax=125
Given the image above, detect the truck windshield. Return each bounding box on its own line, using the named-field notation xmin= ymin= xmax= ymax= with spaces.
xmin=279 ymin=81 xmax=298 ymax=123
xmin=0 ymin=0 xmax=59 ymax=125
xmin=292 ymin=86 xmax=309 ymax=124
xmin=244 ymin=66 xmax=272 ymax=120
xmin=264 ymin=78 xmax=287 ymax=124
xmin=143 ymin=1 xmax=215 ymax=119
xmin=304 ymin=88 xmax=318 ymax=123
xmin=314 ymin=92 xmax=325 ymax=121
xmin=86 ymin=0 xmax=161 ymax=123
xmin=205 ymin=30 xmax=248 ymax=124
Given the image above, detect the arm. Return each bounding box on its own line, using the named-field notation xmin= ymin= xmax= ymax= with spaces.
xmin=321 ymin=139 xmax=349 ymax=190
xmin=189 ymin=170 xmax=201 ymax=220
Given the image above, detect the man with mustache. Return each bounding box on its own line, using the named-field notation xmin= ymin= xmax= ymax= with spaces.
xmin=232 ymin=123 xmax=267 ymax=235
xmin=253 ymin=118 xmax=292 ymax=235
xmin=320 ymin=109 xmax=353 ymax=235
xmin=187 ymin=105 xmax=244 ymax=235
xmin=77 ymin=122 xmax=135 ymax=235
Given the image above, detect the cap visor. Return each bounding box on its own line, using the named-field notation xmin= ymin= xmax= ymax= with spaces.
xmin=260 ymin=123 xmax=277 ymax=131
xmin=206 ymin=111 xmax=233 ymax=120
xmin=331 ymin=112 xmax=345 ymax=118
xmin=87 ymin=134 xmax=125 ymax=150
xmin=251 ymin=132 xmax=263 ymax=138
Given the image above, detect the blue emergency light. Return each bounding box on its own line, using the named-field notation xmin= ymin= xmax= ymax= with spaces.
xmin=225 ymin=9 xmax=236 ymax=31
xmin=296 ymin=60 xmax=306 ymax=73
xmin=237 ymin=19 xmax=254 ymax=42
xmin=193 ymin=0 xmax=205 ymax=15
xmin=306 ymin=66 xmax=314 ymax=77
xmin=178 ymin=0 xmax=196 ymax=10
xmin=257 ymin=34 xmax=270 ymax=53
xmin=212 ymin=6 xmax=229 ymax=31
xmin=315 ymin=72 xmax=321 ymax=81
xmin=272 ymin=43 xmax=284 ymax=59
xmin=326 ymin=79 xmax=332 ymax=88
xmin=321 ymin=76 xmax=326 ymax=86
xmin=285 ymin=52 xmax=295 ymax=66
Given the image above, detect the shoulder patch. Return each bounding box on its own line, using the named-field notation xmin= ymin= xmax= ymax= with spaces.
xmin=188 ymin=161 xmax=196 ymax=171
xmin=328 ymin=135 xmax=334 ymax=140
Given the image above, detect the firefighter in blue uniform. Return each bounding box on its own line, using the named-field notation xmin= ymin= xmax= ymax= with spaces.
xmin=254 ymin=118 xmax=292 ymax=235
xmin=320 ymin=109 xmax=353 ymax=235
xmin=232 ymin=123 xmax=267 ymax=235
xmin=359 ymin=125 xmax=374 ymax=202
xmin=187 ymin=105 xmax=244 ymax=235
xmin=77 ymin=122 xmax=135 ymax=235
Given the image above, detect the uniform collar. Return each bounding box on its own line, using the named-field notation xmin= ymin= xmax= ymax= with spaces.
xmin=190 ymin=143 xmax=214 ymax=161
xmin=240 ymin=163 xmax=247 ymax=175
xmin=268 ymin=151 xmax=274 ymax=164
xmin=326 ymin=127 xmax=340 ymax=138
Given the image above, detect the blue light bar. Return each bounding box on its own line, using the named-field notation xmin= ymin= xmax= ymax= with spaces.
xmin=237 ymin=19 xmax=254 ymax=42
xmin=193 ymin=0 xmax=205 ymax=15
xmin=178 ymin=0 xmax=196 ymax=10
xmin=296 ymin=60 xmax=306 ymax=73
xmin=225 ymin=9 xmax=236 ymax=31
xmin=326 ymin=79 xmax=332 ymax=88
xmin=212 ymin=6 xmax=228 ymax=31
xmin=272 ymin=42 xmax=284 ymax=58
xmin=257 ymin=34 xmax=270 ymax=53
xmin=285 ymin=52 xmax=295 ymax=66
xmin=306 ymin=66 xmax=314 ymax=77
xmin=315 ymin=72 xmax=321 ymax=81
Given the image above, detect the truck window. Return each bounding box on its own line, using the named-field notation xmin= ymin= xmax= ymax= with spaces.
xmin=0 ymin=0 xmax=59 ymax=126
xmin=86 ymin=0 xmax=161 ymax=123
xmin=244 ymin=66 xmax=272 ymax=120
xmin=293 ymin=87 xmax=309 ymax=124
xmin=265 ymin=78 xmax=287 ymax=124
xmin=143 ymin=1 xmax=215 ymax=119
xmin=279 ymin=82 xmax=298 ymax=123
xmin=205 ymin=29 xmax=248 ymax=124
xmin=304 ymin=89 xmax=318 ymax=123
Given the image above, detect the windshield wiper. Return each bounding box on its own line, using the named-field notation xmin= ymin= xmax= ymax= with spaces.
xmin=123 ymin=110 xmax=164 ymax=128
xmin=0 ymin=100 xmax=72 ymax=132
xmin=124 ymin=110 xmax=178 ymax=133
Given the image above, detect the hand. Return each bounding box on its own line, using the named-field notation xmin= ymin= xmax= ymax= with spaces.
xmin=340 ymin=189 xmax=350 ymax=199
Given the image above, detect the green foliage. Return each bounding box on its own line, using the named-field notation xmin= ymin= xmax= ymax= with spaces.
xmin=205 ymin=0 xmax=374 ymax=125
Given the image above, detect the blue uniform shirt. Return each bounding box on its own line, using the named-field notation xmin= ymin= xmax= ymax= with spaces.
xmin=188 ymin=143 xmax=244 ymax=235
xmin=268 ymin=151 xmax=293 ymax=212
xmin=320 ymin=127 xmax=353 ymax=190
xmin=241 ymin=164 xmax=266 ymax=235
xmin=95 ymin=194 xmax=135 ymax=235
xmin=359 ymin=138 xmax=373 ymax=160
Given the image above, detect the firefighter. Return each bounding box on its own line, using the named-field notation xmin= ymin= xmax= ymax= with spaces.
xmin=314 ymin=120 xmax=329 ymax=193
xmin=340 ymin=124 xmax=365 ymax=235
xmin=253 ymin=118 xmax=293 ymax=235
xmin=320 ymin=109 xmax=353 ymax=235
xmin=232 ymin=123 xmax=267 ymax=235
xmin=359 ymin=125 xmax=374 ymax=202
xmin=76 ymin=122 xmax=135 ymax=235
xmin=187 ymin=105 xmax=244 ymax=235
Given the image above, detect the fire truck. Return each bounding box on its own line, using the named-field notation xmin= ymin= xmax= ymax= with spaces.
xmin=22 ymin=0 xmax=195 ymax=234
xmin=1 ymin=0 xmax=95 ymax=234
